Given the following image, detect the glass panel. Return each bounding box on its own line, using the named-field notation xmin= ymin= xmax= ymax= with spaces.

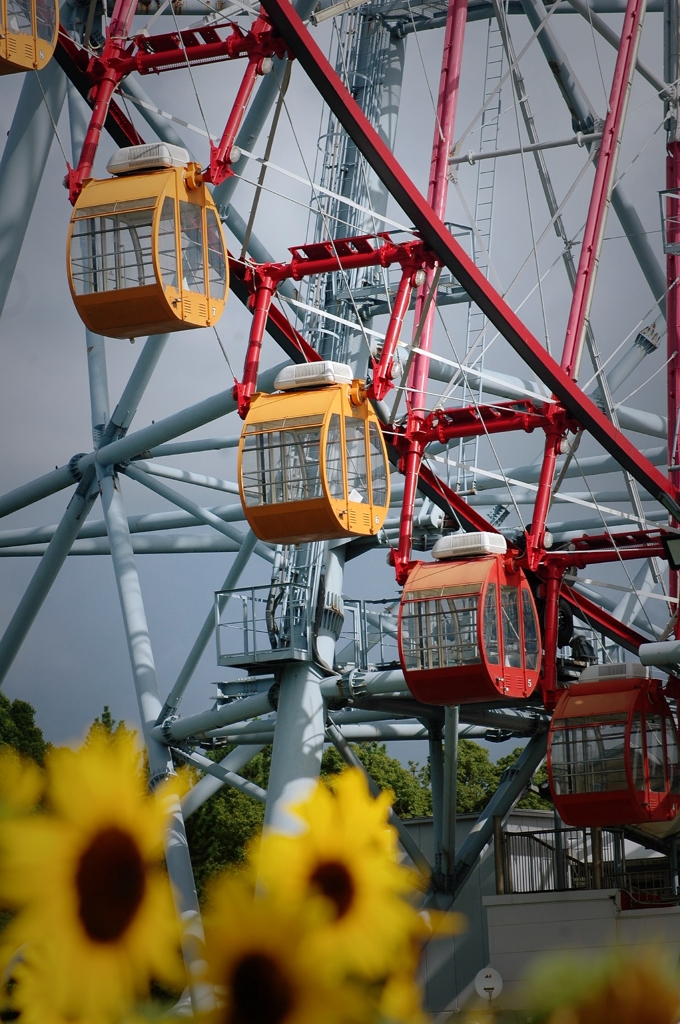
xmin=180 ymin=202 xmax=205 ymax=294
xmin=7 ymin=0 xmax=32 ymax=34
xmin=158 ymin=197 xmax=177 ymax=289
xmin=522 ymin=588 xmax=539 ymax=670
xmin=325 ymin=414 xmax=344 ymax=500
xmin=483 ymin=584 xmax=499 ymax=665
xmin=206 ymin=207 xmax=227 ymax=301
xmin=400 ymin=595 xmax=480 ymax=671
xmin=368 ymin=421 xmax=387 ymax=507
xmin=630 ymin=713 xmax=645 ymax=790
xmin=345 ymin=417 xmax=368 ymax=504
xmin=70 ymin=209 xmax=155 ymax=295
xmin=666 ymin=716 xmax=680 ymax=794
xmin=550 ymin=721 xmax=628 ymax=795
xmin=646 ymin=714 xmax=666 ymax=793
xmin=35 ymin=0 xmax=55 ymax=41
xmin=501 ymin=587 xmax=522 ymax=668
xmin=241 ymin=426 xmax=322 ymax=506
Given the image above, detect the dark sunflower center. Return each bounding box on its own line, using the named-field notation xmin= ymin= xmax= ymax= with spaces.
xmin=309 ymin=860 xmax=355 ymax=919
xmin=75 ymin=826 xmax=146 ymax=943
xmin=228 ymin=953 xmax=294 ymax=1024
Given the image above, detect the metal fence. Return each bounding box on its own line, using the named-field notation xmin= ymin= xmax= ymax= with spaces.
xmin=215 ymin=583 xmax=312 ymax=669
xmin=498 ymin=827 xmax=679 ymax=906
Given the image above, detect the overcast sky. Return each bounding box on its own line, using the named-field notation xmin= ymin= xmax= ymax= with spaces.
xmin=0 ymin=2 xmax=670 ymax=763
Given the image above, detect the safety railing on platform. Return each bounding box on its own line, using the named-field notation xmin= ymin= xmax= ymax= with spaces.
xmin=494 ymin=824 xmax=679 ymax=907
xmin=215 ymin=583 xmax=312 ymax=669
xmin=334 ymin=599 xmax=400 ymax=671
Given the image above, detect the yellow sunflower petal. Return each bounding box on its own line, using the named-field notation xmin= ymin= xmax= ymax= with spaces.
xmin=255 ymin=769 xmax=422 ymax=980
xmin=0 ymin=732 xmax=184 ymax=1020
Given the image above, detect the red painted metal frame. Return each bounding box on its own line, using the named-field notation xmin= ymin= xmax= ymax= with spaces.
xmin=561 ymin=0 xmax=647 ymax=379
xmin=62 ymin=7 xmax=286 ymax=202
xmin=560 ymin=584 xmax=654 ymax=655
xmin=258 ymin=0 xmax=680 ymax=527
xmin=111 ymin=17 xmax=287 ymax=76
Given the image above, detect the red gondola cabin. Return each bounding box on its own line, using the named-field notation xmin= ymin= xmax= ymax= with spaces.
xmin=398 ymin=532 xmax=541 ymax=704
xmin=548 ymin=664 xmax=680 ymax=826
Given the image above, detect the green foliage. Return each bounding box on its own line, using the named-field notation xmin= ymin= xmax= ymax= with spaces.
xmin=321 ymin=743 xmax=432 ymax=818
xmin=496 ymin=747 xmax=552 ymax=810
xmin=86 ymin=705 xmax=136 ymax=745
xmin=0 ymin=693 xmax=48 ymax=765
xmin=185 ymin=746 xmax=270 ymax=903
xmin=455 ymin=739 xmax=503 ymax=813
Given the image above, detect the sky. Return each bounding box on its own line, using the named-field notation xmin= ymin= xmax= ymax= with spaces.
xmin=0 ymin=0 xmax=672 ymax=768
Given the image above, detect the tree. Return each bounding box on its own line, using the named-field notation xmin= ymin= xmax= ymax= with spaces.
xmin=185 ymin=741 xmax=433 ymax=901
xmin=85 ymin=705 xmax=136 ymax=745
xmin=0 ymin=694 xmax=48 ymax=765
xmin=495 ymin=746 xmax=552 ymax=810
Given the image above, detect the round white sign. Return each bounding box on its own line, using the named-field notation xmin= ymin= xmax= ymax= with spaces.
xmin=474 ymin=967 xmax=503 ymax=1001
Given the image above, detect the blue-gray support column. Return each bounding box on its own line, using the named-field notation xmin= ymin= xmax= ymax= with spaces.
xmin=429 ymin=722 xmax=444 ymax=881
xmin=450 ymin=730 xmax=548 ymax=899
xmin=102 ymin=333 xmax=169 ymax=443
xmin=0 ymin=471 xmax=97 ymax=686
xmin=99 ymin=469 xmax=209 ymax=1013
xmin=441 ymin=705 xmax=459 ymax=883
xmin=158 ymin=527 xmax=260 ymax=722
xmin=0 ymin=62 xmax=67 ymax=317
xmin=264 ymin=662 xmax=326 ymax=832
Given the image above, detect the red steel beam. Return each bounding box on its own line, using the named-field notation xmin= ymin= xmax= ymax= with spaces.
xmin=259 ymin=0 xmax=680 ymax=523
xmin=561 ymin=0 xmax=647 ymax=379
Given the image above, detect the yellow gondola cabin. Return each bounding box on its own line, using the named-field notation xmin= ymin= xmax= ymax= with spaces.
xmin=67 ymin=144 xmax=229 ymax=339
xmin=238 ymin=362 xmax=391 ymax=544
xmin=0 ymin=0 xmax=57 ymax=74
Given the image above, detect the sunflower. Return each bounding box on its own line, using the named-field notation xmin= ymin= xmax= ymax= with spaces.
xmin=0 ymin=730 xmax=183 ymax=1021
xmin=201 ymin=874 xmax=364 ymax=1024
xmin=255 ymin=769 xmax=422 ymax=979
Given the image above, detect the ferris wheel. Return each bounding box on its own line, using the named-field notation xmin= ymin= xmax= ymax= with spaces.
xmin=1 ymin=0 xmax=679 ymax=997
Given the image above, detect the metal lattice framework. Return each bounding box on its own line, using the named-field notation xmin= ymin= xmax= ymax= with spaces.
xmin=1 ymin=0 xmax=680 ymax=1005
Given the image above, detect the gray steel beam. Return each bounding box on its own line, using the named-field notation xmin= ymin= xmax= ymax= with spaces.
xmin=0 ymin=536 xmax=242 ymax=556
xmin=0 ymin=62 xmax=67 ymax=317
xmin=519 ymin=0 xmax=667 ymax=318
xmin=132 ymin=461 xmax=240 ymax=495
xmin=325 ymin=720 xmax=432 ymax=875
xmin=172 ymin=747 xmax=267 ymax=802
xmin=181 ymin=744 xmax=266 ymax=817
xmin=450 ymin=730 xmax=548 ymax=898
xmin=0 ymin=472 xmax=97 ymax=686
xmin=123 ymin=464 xmax=273 ymax=562
xmin=0 ymin=502 xmax=247 ymax=548
xmin=145 ymin=437 xmax=241 ymax=458
xmin=99 ymin=469 xmax=208 ymax=1013
xmin=441 ymin=706 xmax=458 ymax=880
xmin=158 ymin=528 xmax=259 ymax=721
xmin=102 ymin=334 xmax=169 ymax=444
xmin=154 ymin=689 xmax=275 ymax=743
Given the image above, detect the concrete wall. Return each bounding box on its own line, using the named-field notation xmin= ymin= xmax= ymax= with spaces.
xmin=404 ymin=810 xmax=554 ymax=1013
xmin=484 ymin=889 xmax=680 ymax=1002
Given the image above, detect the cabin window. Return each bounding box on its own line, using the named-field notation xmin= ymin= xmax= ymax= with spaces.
xmin=630 ymin=713 xmax=645 ymax=790
xmin=501 ymin=586 xmax=522 ymax=668
xmin=158 ymin=197 xmax=178 ymax=289
xmin=369 ymin=421 xmax=387 ymax=507
xmin=401 ymin=594 xmax=480 ymax=672
xmin=35 ymin=0 xmax=55 ymax=40
xmin=483 ymin=584 xmax=499 ymax=665
xmin=241 ymin=423 xmax=323 ymax=507
xmin=325 ymin=414 xmax=344 ymax=500
xmin=7 ymin=0 xmax=31 ymax=34
xmin=550 ymin=715 xmax=629 ymax=795
xmin=345 ymin=418 xmax=368 ymax=504
xmin=70 ymin=205 xmax=155 ymax=294
xmin=179 ymin=202 xmax=205 ymax=293
xmin=666 ymin=716 xmax=680 ymax=794
xmin=522 ymin=587 xmax=540 ymax=670
xmin=206 ymin=207 xmax=227 ymax=300
xmin=646 ymin=714 xmax=666 ymax=793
